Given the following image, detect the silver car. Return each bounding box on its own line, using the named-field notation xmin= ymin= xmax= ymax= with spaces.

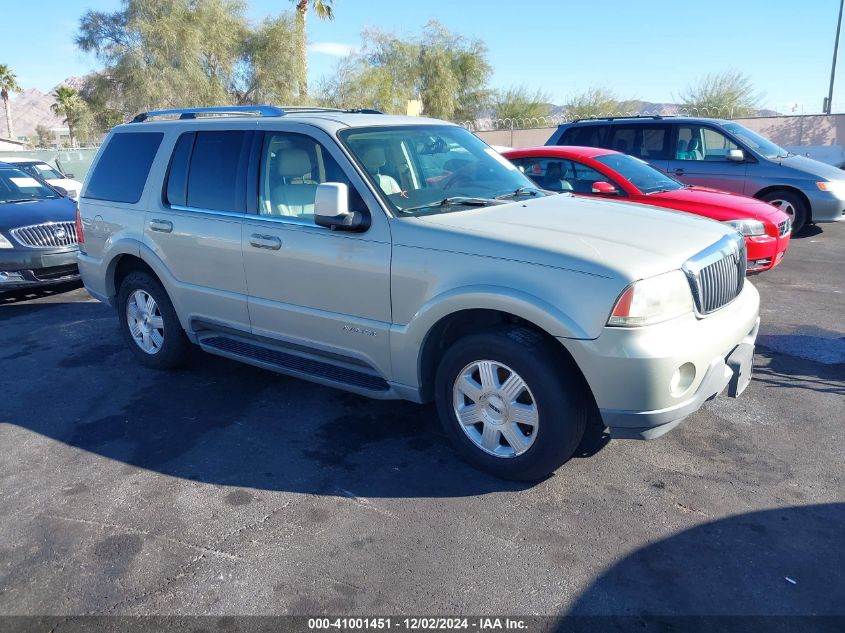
xmin=77 ymin=106 xmax=759 ymax=480
xmin=548 ymin=116 xmax=845 ymax=233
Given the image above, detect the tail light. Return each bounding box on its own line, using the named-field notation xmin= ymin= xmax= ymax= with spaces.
xmin=75 ymin=207 xmax=84 ymax=244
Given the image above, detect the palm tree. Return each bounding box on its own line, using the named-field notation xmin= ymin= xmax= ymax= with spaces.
xmin=293 ymin=0 xmax=335 ymax=99
xmin=51 ymin=85 xmax=83 ymax=148
xmin=0 ymin=65 xmax=22 ymax=140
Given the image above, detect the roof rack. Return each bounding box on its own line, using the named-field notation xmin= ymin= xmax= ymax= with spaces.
xmin=131 ymin=105 xmax=286 ymax=122
xmin=571 ymin=114 xmax=672 ymax=123
xmin=131 ymin=105 xmax=384 ymax=123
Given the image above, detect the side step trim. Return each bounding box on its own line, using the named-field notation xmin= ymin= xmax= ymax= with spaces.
xmin=199 ymin=335 xmax=390 ymax=392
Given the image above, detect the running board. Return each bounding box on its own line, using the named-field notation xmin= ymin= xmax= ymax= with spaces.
xmin=198 ymin=334 xmax=391 ymax=394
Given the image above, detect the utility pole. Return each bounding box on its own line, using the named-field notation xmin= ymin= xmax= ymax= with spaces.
xmin=825 ymin=0 xmax=845 ymax=114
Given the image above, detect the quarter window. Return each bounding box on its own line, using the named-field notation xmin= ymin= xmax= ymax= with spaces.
xmin=83 ymin=132 xmax=163 ymax=203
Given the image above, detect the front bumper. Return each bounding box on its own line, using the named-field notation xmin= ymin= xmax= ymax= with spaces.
xmin=562 ymin=282 xmax=760 ymax=440
xmin=807 ymin=190 xmax=845 ymax=223
xmin=745 ymin=232 xmax=790 ymax=273
xmin=0 ymin=247 xmax=80 ymax=290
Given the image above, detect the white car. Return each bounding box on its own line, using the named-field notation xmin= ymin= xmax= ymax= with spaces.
xmin=0 ymin=158 xmax=82 ymax=200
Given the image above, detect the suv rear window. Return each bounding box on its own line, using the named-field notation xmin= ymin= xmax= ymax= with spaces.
xmin=83 ymin=132 xmax=163 ymax=203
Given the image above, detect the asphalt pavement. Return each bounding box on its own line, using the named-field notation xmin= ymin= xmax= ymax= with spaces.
xmin=0 ymin=223 xmax=843 ymax=622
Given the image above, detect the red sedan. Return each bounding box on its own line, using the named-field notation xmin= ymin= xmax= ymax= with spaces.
xmin=503 ymin=146 xmax=791 ymax=273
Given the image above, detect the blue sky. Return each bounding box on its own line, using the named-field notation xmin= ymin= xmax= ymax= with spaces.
xmin=0 ymin=0 xmax=840 ymax=112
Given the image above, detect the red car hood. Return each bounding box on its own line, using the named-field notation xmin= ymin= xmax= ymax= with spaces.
xmin=648 ymin=186 xmax=788 ymax=223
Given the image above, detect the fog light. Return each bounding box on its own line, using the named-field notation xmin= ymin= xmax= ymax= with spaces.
xmin=670 ymin=362 xmax=696 ymax=397
xmin=0 ymin=271 xmax=25 ymax=284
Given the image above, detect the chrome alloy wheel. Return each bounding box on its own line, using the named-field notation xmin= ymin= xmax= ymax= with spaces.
xmin=126 ymin=289 xmax=165 ymax=355
xmin=452 ymin=360 xmax=539 ymax=458
xmin=768 ymin=198 xmax=796 ymax=220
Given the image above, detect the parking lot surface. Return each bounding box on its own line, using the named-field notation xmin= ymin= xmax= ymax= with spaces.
xmin=1 ymin=224 xmax=843 ymax=619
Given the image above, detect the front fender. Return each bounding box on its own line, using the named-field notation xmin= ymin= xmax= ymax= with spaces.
xmin=389 ymin=284 xmax=591 ymax=390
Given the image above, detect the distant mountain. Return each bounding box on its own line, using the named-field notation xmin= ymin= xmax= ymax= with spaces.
xmin=0 ymin=77 xmax=85 ymax=140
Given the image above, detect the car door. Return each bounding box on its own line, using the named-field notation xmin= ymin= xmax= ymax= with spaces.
xmin=144 ymin=129 xmax=253 ymax=334
xmin=241 ymin=128 xmax=393 ymax=379
xmin=666 ymin=123 xmax=748 ymax=193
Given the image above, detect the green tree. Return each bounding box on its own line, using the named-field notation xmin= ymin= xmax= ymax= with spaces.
xmin=34 ymin=124 xmax=54 ymax=148
xmin=678 ymin=70 xmax=761 ymax=118
xmin=492 ymin=85 xmax=553 ymax=127
xmin=76 ymin=0 xmax=299 ymax=119
xmin=0 ymin=64 xmax=22 ymax=139
xmin=317 ymin=21 xmax=492 ymax=121
xmin=51 ymin=85 xmax=91 ymax=147
xmin=292 ymin=0 xmax=334 ymax=99
xmin=563 ymin=87 xmax=623 ymax=120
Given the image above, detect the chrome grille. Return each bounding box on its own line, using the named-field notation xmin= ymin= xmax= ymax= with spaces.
xmin=10 ymin=222 xmax=78 ymax=249
xmin=683 ymin=236 xmax=746 ymax=315
xmin=777 ymin=218 xmax=791 ymax=237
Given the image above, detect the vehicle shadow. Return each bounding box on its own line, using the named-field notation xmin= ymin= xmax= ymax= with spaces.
xmin=562 ymin=503 xmax=845 ymax=629
xmin=792 ymin=224 xmax=823 ymax=239
xmin=754 ymin=330 xmax=845 ymax=396
xmin=0 ymin=280 xmax=84 ymax=306
xmin=0 ymin=300 xmax=612 ymax=499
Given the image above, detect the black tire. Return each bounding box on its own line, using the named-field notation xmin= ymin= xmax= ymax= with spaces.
xmin=759 ymin=190 xmax=808 ymax=234
xmin=434 ymin=327 xmax=588 ymax=481
xmin=117 ymin=271 xmax=190 ymax=369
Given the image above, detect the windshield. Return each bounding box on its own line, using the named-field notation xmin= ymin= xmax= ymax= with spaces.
xmin=22 ymin=162 xmax=65 ymax=180
xmin=722 ymin=122 xmax=787 ymax=159
xmin=338 ymin=125 xmax=545 ymax=216
xmin=0 ymin=167 xmax=60 ymax=203
xmin=594 ymin=153 xmax=683 ymax=194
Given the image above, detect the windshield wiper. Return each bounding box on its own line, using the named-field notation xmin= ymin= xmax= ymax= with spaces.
xmin=1 ymin=198 xmax=37 ymax=204
xmin=401 ymin=196 xmax=501 ymax=213
xmin=495 ymin=187 xmax=542 ymax=200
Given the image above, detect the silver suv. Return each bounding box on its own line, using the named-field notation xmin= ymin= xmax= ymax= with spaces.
xmin=77 ymin=106 xmax=760 ymax=480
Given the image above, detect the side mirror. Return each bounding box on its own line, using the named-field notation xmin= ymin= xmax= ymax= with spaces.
xmin=65 ymin=172 xmax=75 ymax=179
xmin=726 ymin=149 xmax=745 ymax=162
xmin=591 ymin=181 xmax=618 ymax=195
xmin=52 ymin=185 xmax=69 ymax=197
xmin=315 ymin=182 xmax=366 ymax=231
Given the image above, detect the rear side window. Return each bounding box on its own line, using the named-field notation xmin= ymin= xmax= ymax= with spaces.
xmin=185 ymin=131 xmax=251 ymax=212
xmin=608 ymin=124 xmax=670 ymax=160
xmin=83 ymin=132 xmax=163 ymax=203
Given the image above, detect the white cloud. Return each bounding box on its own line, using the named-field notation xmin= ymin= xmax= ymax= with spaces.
xmin=308 ymin=42 xmax=358 ymax=57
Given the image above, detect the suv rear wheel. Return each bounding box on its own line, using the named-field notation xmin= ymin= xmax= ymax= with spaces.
xmin=435 ymin=327 xmax=587 ymax=481
xmin=117 ymin=271 xmax=190 ymax=369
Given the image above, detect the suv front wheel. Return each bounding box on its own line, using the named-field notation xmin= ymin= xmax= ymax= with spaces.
xmin=435 ymin=327 xmax=587 ymax=481
xmin=117 ymin=271 xmax=190 ymax=369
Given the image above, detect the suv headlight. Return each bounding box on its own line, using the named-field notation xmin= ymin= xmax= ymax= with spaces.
xmin=607 ymin=270 xmax=693 ymax=327
xmin=723 ymin=219 xmax=765 ymax=237
xmin=0 ymin=234 xmax=14 ymax=249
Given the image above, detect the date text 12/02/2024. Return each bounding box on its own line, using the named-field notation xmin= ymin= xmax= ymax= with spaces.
xmin=308 ymin=617 xmax=529 ymax=630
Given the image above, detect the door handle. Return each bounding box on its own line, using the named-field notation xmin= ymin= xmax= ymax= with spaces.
xmin=673 ymin=169 xmax=686 ymax=176
xmin=149 ymin=219 xmax=173 ymax=233
xmin=249 ymin=234 xmax=282 ymax=250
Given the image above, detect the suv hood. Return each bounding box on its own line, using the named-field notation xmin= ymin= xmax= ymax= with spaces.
xmin=393 ymin=194 xmax=735 ymax=282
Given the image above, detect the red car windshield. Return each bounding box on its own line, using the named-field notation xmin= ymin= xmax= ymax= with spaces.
xmin=594 ymin=154 xmax=684 ymax=194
